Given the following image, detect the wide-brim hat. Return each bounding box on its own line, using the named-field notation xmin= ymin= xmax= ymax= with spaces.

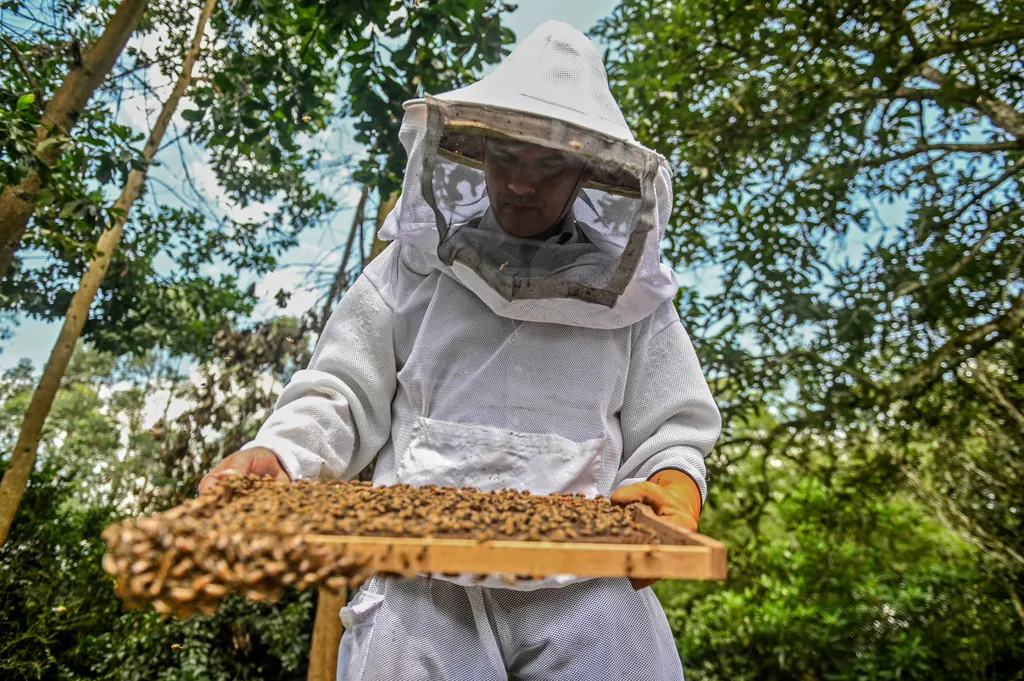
xmin=401 ymin=20 xmax=667 ymax=198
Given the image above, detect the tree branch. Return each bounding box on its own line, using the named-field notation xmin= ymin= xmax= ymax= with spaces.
xmin=905 ymin=469 xmax=1024 ymax=568
xmin=896 ymin=290 xmax=1024 ymax=397
xmin=917 ymin=64 xmax=1024 ymax=139
xmin=920 ymin=141 xmax=1021 ymax=153
xmin=723 ymin=292 xmax=1024 ymax=453
xmin=894 ymin=207 xmax=1024 ymax=298
xmin=852 ymin=144 xmax=947 ymax=168
xmin=843 ymin=85 xmax=945 ymax=102
xmin=851 ymin=140 xmax=1021 ymax=170
xmin=1009 ymin=586 xmax=1024 ymax=630
xmin=910 ymin=154 xmax=1024 ymax=249
xmin=844 ymin=64 xmax=1024 ymax=140
xmin=318 ymin=185 xmax=368 ymax=328
xmin=922 ymin=26 xmax=1024 ymax=61
xmin=1 ymin=34 xmax=43 ymax=106
xmin=755 ymin=348 xmax=881 ymax=390
xmin=973 ymin=367 xmax=1024 ymax=429
xmin=106 ymin=55 xmax=177 ymax=83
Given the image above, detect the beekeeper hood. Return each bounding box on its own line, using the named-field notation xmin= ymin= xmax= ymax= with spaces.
xmin=379 ymin=20 xmax=679 ymax=329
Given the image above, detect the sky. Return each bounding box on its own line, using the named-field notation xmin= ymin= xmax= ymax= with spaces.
xmin=0 ymin=0 xmax=620 ymax=370
xmin=505 ymin=0 xmax=618 ymax=40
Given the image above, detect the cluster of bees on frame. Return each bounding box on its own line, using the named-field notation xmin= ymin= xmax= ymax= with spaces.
xmin=101 ymin=475 xmax=658 ymax=618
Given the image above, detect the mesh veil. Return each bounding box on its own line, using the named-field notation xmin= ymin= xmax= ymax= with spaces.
xmin=379 ymin=21 xmax=679 ymax=329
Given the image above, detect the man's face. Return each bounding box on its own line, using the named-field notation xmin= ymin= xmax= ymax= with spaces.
xmin=482 ymin=138 xmax=591 ymax=238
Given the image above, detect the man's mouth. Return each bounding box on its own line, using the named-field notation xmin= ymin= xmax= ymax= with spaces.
xmin=505 ymin=203 xmax=538 ymax=213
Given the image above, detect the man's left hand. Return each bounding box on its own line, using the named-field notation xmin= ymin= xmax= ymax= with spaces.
xmin=610 ymin=469 xmax=703 ymax=590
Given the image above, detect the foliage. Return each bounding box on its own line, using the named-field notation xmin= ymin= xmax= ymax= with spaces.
xmin=1 ymin=0 xmax=515 ymax=357
xmin=6 ymin=1 xmax=1022 ymax=679
xmin=659 ymin=467 xmax=1024 ymax=681
xmin=187 ymin=0 xmax=516 ymax=200
xmin=901 ymin=338 xmax=1024 ymax=607
xmin=0 ymin=349 xmax=157 ymax=680
xmin=0 ymin=458 xmax=123 ymax=680
xmin=595 ymin=0 xmax=1023 ymax=423
xmin=596 ymin=0 xmax=1023 ymax=422
xmin=154 ymin=316 xmax=312 ymax=504
xmin=0 ymin=347 xmax=315 ymax=680
xmin=0 ymin=0 xmax=276 ymax=356
xmin=0 ymin=458 xmax=315 ymax=681
xmin=95 ymin=592 xmax=314 ymax=681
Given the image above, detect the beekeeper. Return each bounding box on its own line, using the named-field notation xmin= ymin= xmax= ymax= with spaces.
xmin=200 ymin=20 xmax=721 ymax=681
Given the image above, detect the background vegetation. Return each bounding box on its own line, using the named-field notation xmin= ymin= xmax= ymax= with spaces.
xmin=2 ymin=0 xmax=1021 ymax=678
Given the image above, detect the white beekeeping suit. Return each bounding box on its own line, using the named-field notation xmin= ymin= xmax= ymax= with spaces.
xmin=243 ymin=20 xmax=721 ymax=681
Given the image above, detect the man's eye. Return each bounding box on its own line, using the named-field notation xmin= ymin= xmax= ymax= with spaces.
xmin=540 ymin=160 xmax=564 ymax=170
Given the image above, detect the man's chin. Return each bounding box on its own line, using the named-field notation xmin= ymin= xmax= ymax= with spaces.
xmin=496 ymin=213 xmax=546 ymax=238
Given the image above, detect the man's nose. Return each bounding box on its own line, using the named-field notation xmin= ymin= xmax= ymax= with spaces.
xmin=507 ymin=166 xmax=537 ymax=195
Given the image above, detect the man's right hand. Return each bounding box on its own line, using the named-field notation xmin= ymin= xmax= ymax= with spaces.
xmin=198 ymin=447 xmax=291 ymax=495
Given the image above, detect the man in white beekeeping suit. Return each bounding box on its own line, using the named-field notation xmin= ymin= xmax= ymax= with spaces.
xmin=200 ymin=20 xmax=721 ymax=681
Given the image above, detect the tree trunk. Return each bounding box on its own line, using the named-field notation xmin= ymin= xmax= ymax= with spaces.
xmin=0 ymin=0 xmax=217 ymax=547
xmin=0 ymin=0 xmax=150 ymax=282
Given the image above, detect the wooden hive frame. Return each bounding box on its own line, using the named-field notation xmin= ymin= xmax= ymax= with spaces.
xmin=102 ymin=482 xmax=727 ymax=610
xmin=305 ymin=505 xmax=726 ymax=582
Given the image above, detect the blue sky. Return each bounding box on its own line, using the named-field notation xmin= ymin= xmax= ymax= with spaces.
xmin=505 ymin=0 xmax=618 ymax=40
xmin=0 ymin=0 xmax=620 ymax=369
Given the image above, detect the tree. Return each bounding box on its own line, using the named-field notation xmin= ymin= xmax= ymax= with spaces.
xmin=0 ymin=0 xmax=150 ymax=281
xmin=0 ymin=348 xmax=316 ymax=681
xmin=1 ymin=2 xmax=519 ymax=674
xmin=0 ymin=0 xmax=219 ymax=546
xmin=184 ymin=0 xmax=516 ymax=326
xmin=2 ymin=0 xmax=515 ymax=357
xmin=1 ymin=0 xmax=298 ymax=356
xmin=594 ymin=0 xmax=1023 ymax=617
xmin=186 ymin=0 xmax=516 ymax=201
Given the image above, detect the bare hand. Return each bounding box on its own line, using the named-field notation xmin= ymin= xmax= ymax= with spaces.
xmin=611 ymin=470 xmax=702 ymax=590
xmin=198 ymin=447 xmax=290 ymax=496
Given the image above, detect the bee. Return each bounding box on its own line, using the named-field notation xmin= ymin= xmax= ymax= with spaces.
xmin=130 ymin=574 xmax=155 ymax=595
xmin=170 ymin=559 xmax=195 ymax=578
xmin=169 ymin=586 xmax=197 ymax=602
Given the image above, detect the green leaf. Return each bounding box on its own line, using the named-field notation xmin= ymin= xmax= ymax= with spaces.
xmin=16 ymin=93 xmax=36 ymax=110
xmin=35 ymin=136 xmax=68 ymax=153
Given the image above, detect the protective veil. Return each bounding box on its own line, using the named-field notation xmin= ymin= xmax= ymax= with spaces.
xmin=242 ymin=20 xmax=721 ymax=681
xmin=379 ymin=18 xmax=679 ymax=329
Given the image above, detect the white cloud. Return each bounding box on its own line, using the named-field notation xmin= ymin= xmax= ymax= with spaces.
xmin=253 ymin=267 xmax=321 ymax=319
xmin=186 ymin=158 xmax=223 ymax=200
xmin=185 ymin=159 xmax=274 ymax=223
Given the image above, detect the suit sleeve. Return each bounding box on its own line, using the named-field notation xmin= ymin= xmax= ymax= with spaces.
xmin=615 ymin=312 xmax=722 ymax=504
